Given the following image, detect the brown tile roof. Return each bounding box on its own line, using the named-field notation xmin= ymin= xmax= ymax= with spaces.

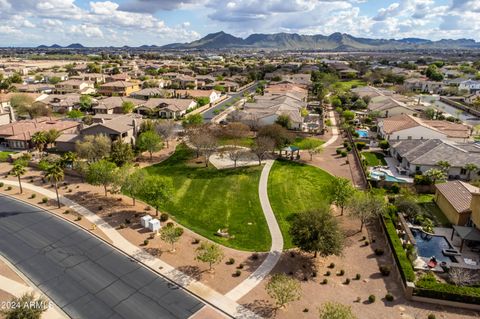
xmin=435 ymin=181 xmax=479 ymax=214
xmin=0 ymin=118 xmax=79 ymax=141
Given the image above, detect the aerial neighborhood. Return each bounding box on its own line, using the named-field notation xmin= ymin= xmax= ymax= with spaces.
xmin=0 ymin=4 xmax=479 ymax=319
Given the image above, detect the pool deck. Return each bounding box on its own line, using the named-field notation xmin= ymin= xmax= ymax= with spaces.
xmin=383 ymin=157 xmax=414 ymax=183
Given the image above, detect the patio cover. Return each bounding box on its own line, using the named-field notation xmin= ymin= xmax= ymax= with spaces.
xmin=452 ymin=225 xmax=480 ymax=252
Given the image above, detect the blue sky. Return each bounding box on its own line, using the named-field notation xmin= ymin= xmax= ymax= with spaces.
xmin=0 ymin=0 xmax=478 ymax=46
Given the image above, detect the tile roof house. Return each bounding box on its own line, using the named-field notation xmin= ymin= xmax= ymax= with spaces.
xmin=368 ymin=96 xmax=416 ymax=117
xmin=130 ymin=88 xmax=173 ymax=100
xmin=55 ymin=80 xmax=95 ymax=94
xmin=378 ymin=114 xmax=471 ymax=142
xmin=93 ymin=97 xmax=144 ymax=115
xmin=98 ymin=81 xmax=141 ymax=97
xmin=0 ymin=117 xmax=80 ymax=149
xmin=435 ymin=181 xmax=480 ymax=226
xmin=389 ymin=139 xmax=480 ymax=179
xmin=135 ymin=98 xmax=197 ymax=119
xmin=173 ymin=90 xmax=221 ymax=103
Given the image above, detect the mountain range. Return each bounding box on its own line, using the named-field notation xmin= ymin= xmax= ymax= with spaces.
xmin=37 ymin=43 xmax=85 ymax=49
xmin=161 ymin=31 xmax=480 ymax=50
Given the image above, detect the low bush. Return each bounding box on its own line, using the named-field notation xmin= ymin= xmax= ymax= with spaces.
xmin=344 ymin=278 xmax=350 ymax=285
xmin=63 ymin=209 xmax=71 ymax=215
xmin=328 ymin=262 xmax=335 ymax=268
xmin=6 ymin=186 xmax=12 ymax=191
xmin=160 ymin=213 xmax=169 ymax=222
xmin=321 ymin=279 xmax=328 ymax=285
xmin=428 ymin=314 xmax=436 ymax=319
xmin=29 ymin=194 xmax=36 ymax=199
xmin=385 ymin=293 xmax=394 ymax=302
xmin=379 ymin=265 xmax=391 ymax=276
xmin=368 ymin=295 xmax=376 ymax=303
xmin=191 ymin=238 xmax=200 ymax=244
xmin=336 ymin=148 xmax=342 ymax=155
xmin=0 ymin=182 xmax=3 ymax=187
xmin=374 ymin=248 xmax=384 ymax=256
xmin=324 ymin=271 xmax=331 ymax=276
xmin=237 ymin=263 xmax=244 ymax=270
xmin=338 ymin=269 xmax=345 ymax=276
xmin=355 ymin=274 xmax=361 ymax=280
xmin=302 ymin=308 xmax=309 ymax=313
xmin=233 ymin=270 xmax=241 ymax=277
xmin=250 ymin=253 xmax=259 ymax=260
xmin=226 ymin=258 xmax=235 ymax=265
xmin=383 ymin=216 xmax=415 ymax=282
xmin=143 ymin=239 xmax=149 ymax=246
xmin=41 ymin=197 xmax=48 ymax=203
xmin=341 ymin=151 xmax=347 ymax=157
xmin=75 ymin=216 xmax=82 ymax=221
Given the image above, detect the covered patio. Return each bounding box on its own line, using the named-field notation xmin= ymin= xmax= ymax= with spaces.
xmin=451 ymin=225 xmax=480 ymax=253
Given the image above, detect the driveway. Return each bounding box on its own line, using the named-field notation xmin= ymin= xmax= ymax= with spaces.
xmin=0 ymin=195 xmax=204 ymax=319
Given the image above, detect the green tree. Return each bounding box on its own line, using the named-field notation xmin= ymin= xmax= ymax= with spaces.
xmin=45 ymin=129 xmax=60 ymax=148
xmin=48 ymin=76 xmax=61 ymax=84
xmin=110 ymin=139 xmax=134 ymax=166
xmin=330 ymin=177 xmax=355 ymax=215
xmin=289 ymin=207 xmax=344 ymax=258
xmin=425 ymin=108 xmax=436 ymax=120
xmin=342 ymin=110 xmax=355 ymax=121
xmin=425 ymin=64 xmax=444 ymax=81
xmin=67 ymin=109 xmax=84 ymax=119
xmin=424 ymin=168 xmax=447 ymax=184
xmin=258 ymin=124 xmax=293 ymax=151
xmin=44 ymin=164 xmax=64 ymax=208
xmin=75 ymin=135 xmax=111 ymax=163
xmin=464 ymin=163 xmax=478 ymax=180
xmin=182 ymin=113 xmax=203 ymax=127
xmin=301 ymin=139 xmax=323 ymax=161
xmin=137 ymin=130 xmax=163 ymax=160
xmin=79 ymin=95 xmax=93 ymax=111
xmin=436 ymin=160 xmax=451 ymax=174
xmin=348 ymin=191 xmax=386 ymax=232
xmin=275 ymin=114 xmax=292 ymax=129
xmin=140 ymin=175 xmax=173 ymax=215
xmin=11 ymin=163 xmax=26 ymax=194
xmin=195 ymin=97 xmax=210 ymax=107
xmin=121 ymin=169 xmax=147 ymax=205
xmin=87 ymin=62 xmax=101 ymax=73
xmin=8 ymin=73 xmax=23 ymax=84
xmin=86 ymin=160 xmax=118 ymax=196
xmin=195 ymin=242 xmax=224 ymax=272
xmin=1 ymin=293 xmax=47 ymax=319
xmin=160 ymin=224 xmax=184 ymax=252
xmin=379 ymin=140 xmax=390 ymax=151
xmin=318 ymin=302 xmax=357 ymax=319
xmin=266 ymin=273 xmax=301 ymax=309
xmin=31 ymin=131 xmax=47 ymax=153
xmin=121 ymin=101 xmax=135 ymax=114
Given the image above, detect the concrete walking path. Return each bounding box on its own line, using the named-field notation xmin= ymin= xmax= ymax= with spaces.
xmin=225 ymin=160 xmax=284 ymax=301
xmin=322 ymin=107 xmax=340 ymax=148
xmin=0 ymin=179 xmax=261 ymax=319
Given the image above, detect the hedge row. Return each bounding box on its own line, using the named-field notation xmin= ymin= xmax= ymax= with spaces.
xmin=415 ymin=273 xmax=480 ymax=304
xmin=382 ymin=216 xmax=416 ymax=282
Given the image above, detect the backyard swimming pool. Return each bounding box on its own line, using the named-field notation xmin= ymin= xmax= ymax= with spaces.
xmin=370 ymin=170 xmax=408 ymax=183
xmin=355 ymin=129 xmax=369 ymax=138
xmin=411 ymin=228 xmax=456 ymax=263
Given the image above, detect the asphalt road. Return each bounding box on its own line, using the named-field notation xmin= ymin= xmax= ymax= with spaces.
xmin=0 ymin=195 xmax=204 ymax=319
xmin=202 ymin=82 xmax=259 ymax=122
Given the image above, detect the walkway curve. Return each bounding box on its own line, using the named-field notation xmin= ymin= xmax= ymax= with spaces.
xmin=225 ymin=160 xmax=284 ymax=301
xmin=0 ymin=179 xmax=260 ymax=319
xmin=322 ymin=107 xmax=340 ymax=148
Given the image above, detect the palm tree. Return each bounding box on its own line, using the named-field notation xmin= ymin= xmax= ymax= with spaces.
xmin=44 ymin=164 xmax=64 ymax=208
xmin=464 ymin=163 xmax=479 ymax=181
xmin=436 ymin=160 xmax=451 ymax=174
xmin=60 ymin=152 xmax=77 ymax=168
xmin=45 ymin=129 xmax=60 ymax=149
xmin=31 ymin=131 xmax=47 ymax=153
xmin=11 ymin=163 xmax=26 ymax=194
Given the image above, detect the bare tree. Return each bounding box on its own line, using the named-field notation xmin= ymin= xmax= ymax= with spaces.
xmin=155 ymin=120 xmax=176 ymax=148
xmin=223 ymin=122 xmax=250 ymax=139
xmin=252 ymin=136 xmax=274 ymax=165
xmin=227 ymin=145 xmax=243 ymax=168
xmin=200 ymin=133 xmax=218 ymax=167
xmin=449 ymin=267 xmax=479 ymax=286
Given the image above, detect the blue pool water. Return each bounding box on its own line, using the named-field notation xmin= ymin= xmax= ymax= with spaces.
xmin=410 ymin=228 xmax=454 ymax=263
xmin=370 ymin=171 xmax=407 ymax=183
xmin=356 ymin=129 xmax=369 ymax=138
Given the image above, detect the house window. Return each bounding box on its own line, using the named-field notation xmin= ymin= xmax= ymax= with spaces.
xmin=460 ymin=168 xmax=467 ymax=175
xmin=415 ymin=166 xmax=421 ymax=172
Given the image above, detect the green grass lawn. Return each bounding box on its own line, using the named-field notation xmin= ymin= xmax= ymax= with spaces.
xmin=267 ymin=160 xmax=334 ymax=248
xmin=140 ymin=144 xmax=270 ymax=251
xmin=362 ymin=152 xmax=387 ymax=167
xmin=416 ymin=194 xmax=451 ymax=227
xmin=292 ymin=137 xmax=325 ymax=150
xmin=218 ymin=137 xmax=255 ymax=148
xmin=332 ymin=80 xmax=366 ymax=92
xmin=0 ymin=151 xmax=13 ymax=162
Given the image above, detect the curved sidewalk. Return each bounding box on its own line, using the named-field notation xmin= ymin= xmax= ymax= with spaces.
xmin=322 ymin=107 xmax=339 ymax=148
xmin=0 ymin=179 xmax=260 ymax=319
xmin=225 ymin=160 xmax=284 ymax=301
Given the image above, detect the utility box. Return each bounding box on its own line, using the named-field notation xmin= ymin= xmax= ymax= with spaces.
xmin=148 ymin=219 xmax=161 ymax=232
xmin=141 ymin=215 xmax=152 ymax=228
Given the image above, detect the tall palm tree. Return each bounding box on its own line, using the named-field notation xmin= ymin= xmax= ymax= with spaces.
xmin=31 ymin=131 xmax=47 ymax=153
xmin=11 ymin=163 xmax=26 ymax=194
xmin=45 ymin=129 xmax=60 ymax=149
xmin=44 ymin=164 xmax=64 ymax=208
xmin=464 ymin=163 xmax=479 ymax=181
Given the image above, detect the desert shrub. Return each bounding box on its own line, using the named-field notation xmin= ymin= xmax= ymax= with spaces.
xmin=226 ymin=258 xmax=235 ymax=265
xmin=344 ymin=278 xmax=350 ymax=285
xmin=322 ymin=279 xmax=328 ymax=284
xmin=338 ymin=269 xmax=345 ymax=276
xmin=374 ymin=248 xmax=384 ymax=256
xmin=385 ymin=293 xmax=394 ymax=301
xmin=160 ymin=213 xmax=169 ymax=222
xmin=325 ymin=271 xmax=331 ymax=276
xmin=368 ymin=295 xmax=376 ymax=303
xmin=143 ymin=239 xmax=149 ymax=246
xmin=328 ymin=263 xmax=335 ymax=268
xmin=355 ymin=274 xmax=361 ymax=280
xmin=41 ymin=197 xmax=48 ymax=203
xmin=233 ymin=270 xmax=241 ymax=277
xmin=380 ymin=265 xmax=391 ymax=276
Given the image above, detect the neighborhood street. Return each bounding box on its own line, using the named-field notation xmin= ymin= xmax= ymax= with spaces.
xmin=0 ymin=195 xmax=204 ymax=319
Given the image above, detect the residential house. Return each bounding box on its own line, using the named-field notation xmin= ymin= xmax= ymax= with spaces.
xmin=55 ymin=80 xmax=95 ymax=94
xmin=55 ymin=114 xmax=143 ymax=152
xmin=368 ymin=96 xmax=417 ymax=117
xmin=13 ymin=84 xmax=55 ymax=94
xmin=264 ymin=83 xmax=308 ymax=102
xmin=106 ymin=73 xmax=131 ymax=83
xmin=36 ymin=94 xmax=84 ymax=113
xmin=435 ymin=181 xmax=479 ymax=226
xmin=71 ymin=73 xmax=106 ymax=84
xmin=130 ymin=88 xmax=173 ymax=100
xmin=459 ymin=80 xmax=480 ymax=94
xmin=389 ymin=139 xmax=480 ymax=179
xmin=135 ymin=98 xmax=196 ymax=119
xmin=93 ymin=97 xmax=144 ymax=114
xmin=98 ymin=81 xmax=141 ymax=97
xmin=171 ymin=75 xmax=197 ymax=89
xmin=174 ymin=90 xmax=221 ymax=103
xmin=378 ymin=114 xmax=471 ymax=142
xmin=0 ymin=117 xmax=80 ymax=149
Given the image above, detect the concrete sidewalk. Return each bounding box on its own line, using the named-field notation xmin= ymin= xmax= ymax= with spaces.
xmin=322 ymin=107 xmax=339 ymax=148
xmin=225 ymin=160 xmax=283 ymax=301
xmin=0 ymin=179 xmax=261 ymax=319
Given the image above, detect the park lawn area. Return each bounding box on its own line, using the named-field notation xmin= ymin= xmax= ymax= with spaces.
xmin=362 ymin=152 xmax=387 ymax=167
xmin=332 ymin=79 xmax=366 ymax=92
xmin=292 ymin=137 xmax=325 ymax=150
xmin=268 ymin=160 xmax=334 ymax=248
xmin=0 ymin=151 xmax=13 ymax=162
xmin=140 ymin=144 xmax=270 ymax=251
xmin=218 ymin=136 xmax=255 ymax=148
xmin=416 ymin=194 xmax=451 ymax=227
